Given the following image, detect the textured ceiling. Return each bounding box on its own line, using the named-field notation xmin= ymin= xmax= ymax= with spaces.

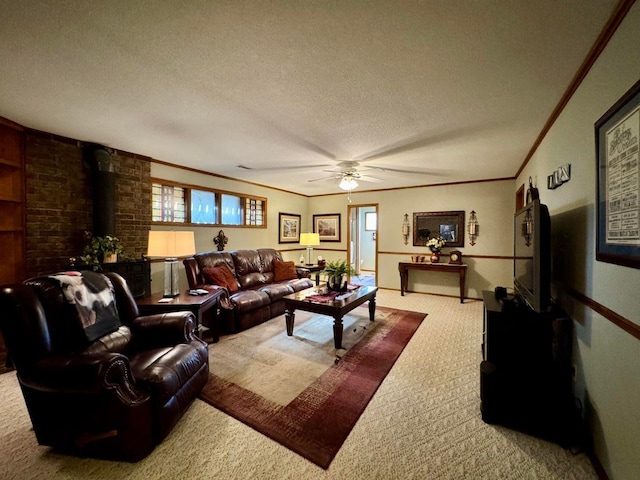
xmin=0 ymin=1 xmax=619 ymax=195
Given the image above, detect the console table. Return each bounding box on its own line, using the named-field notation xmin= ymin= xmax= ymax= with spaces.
xmin=398 ymin=262 xmax=467 ymax=303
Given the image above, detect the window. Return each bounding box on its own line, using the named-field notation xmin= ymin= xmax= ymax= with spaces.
xmin=152 ymin=184 xmax=185 ymax=222
xmin=152 ymin=180 xmax=266 ymax=227
xmin=221 ymin=194 xmax=242 ymax=225
xmin=191 ymin=189 xmax=216 ymax=224
xmin=246 ymin=198 xmax=264 ymax=226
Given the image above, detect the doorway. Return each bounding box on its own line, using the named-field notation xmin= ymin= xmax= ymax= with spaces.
xmin=347 ymin=203 xmax=378 ymax=286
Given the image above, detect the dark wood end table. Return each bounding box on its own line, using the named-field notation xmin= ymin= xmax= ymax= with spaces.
xmin=136 ymin=288 xmax=227 ymax=342
xmin=282 ymin=285 xmax=378 ymax=349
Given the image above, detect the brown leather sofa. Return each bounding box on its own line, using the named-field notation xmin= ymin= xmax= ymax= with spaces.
xmin=0 ymin=271 xmax=209 ymax=462
xmin=184 ymin=248 xmax=314 ymax=332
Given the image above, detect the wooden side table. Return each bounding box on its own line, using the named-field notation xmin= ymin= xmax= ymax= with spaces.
xmin=137 ymin=289 xmax=227 ymax=342
xmin=301 ymin=264 xmax=324 ymax=285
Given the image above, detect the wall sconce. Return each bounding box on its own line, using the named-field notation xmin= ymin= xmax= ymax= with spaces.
xmin=402 ymin=213 xmax=410 ymax=245
xmin=547 ymin=163 xmax=571 ymax=189
xmin=467 ymin=210 xmax=479 ymax=246
xmin=522 ymin=208 xmax=533 ymax=247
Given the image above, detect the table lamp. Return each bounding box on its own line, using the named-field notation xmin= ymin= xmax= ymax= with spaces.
xmin=300 ymin=232 xmax=320 ymax=266
xmin=147 ymin=231 xmax=196 ymax=297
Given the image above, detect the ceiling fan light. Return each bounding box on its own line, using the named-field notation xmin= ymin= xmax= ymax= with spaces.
xmin=339 ymin=177 xmax=358 ymax=191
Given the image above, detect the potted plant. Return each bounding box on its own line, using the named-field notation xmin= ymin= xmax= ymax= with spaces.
xmin=321 ymin=259 xmax=356 ymax=292
xmin=426 ymin=235 xmax=446 ymax=263
xmin=80 ymin=232 xmax=124 ymax=267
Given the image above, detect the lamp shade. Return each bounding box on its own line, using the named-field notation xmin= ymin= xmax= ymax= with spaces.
xmin=147 ymin=231 xmax=196 ymax=258
xmin=299 ymin=232 xmax=320 ymax=246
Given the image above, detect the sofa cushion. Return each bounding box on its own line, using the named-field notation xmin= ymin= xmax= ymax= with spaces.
xmin=259 ymin=282 xmax=295 ymax=302
xmin=229 ymin=290 xmax=271 ymax=313
xmin=288 ymin=278 xmax=315 ymax=292
xmin=273 ymin=259 xmax=298 ymax=281
xmin=202 ymin=264 xmax=239 ymax=292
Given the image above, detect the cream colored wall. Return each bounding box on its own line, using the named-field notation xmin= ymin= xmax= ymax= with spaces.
xmin=149 ymin=163 xmax=515 ymax=299
xmin=149 ymin=163 xmax=309 ymax=292
xmin=308 ymin=180 xmax=514 ymax=299
xmin=516 ymin=4 xmax=640 ymax=479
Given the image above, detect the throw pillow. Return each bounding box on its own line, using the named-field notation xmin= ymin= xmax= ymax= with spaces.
xmin=273 ymin=259 xmax=298 ymax=281
xmin=202 ymin=264 xmax=239 ymax=292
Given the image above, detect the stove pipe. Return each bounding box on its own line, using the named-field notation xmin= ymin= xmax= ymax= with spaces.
xmin=86 ymin=145 xmax=116 ymax=237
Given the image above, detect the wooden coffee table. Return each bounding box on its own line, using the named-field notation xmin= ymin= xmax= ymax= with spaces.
xmin=282 ymin=285 xmax=378 ymax=349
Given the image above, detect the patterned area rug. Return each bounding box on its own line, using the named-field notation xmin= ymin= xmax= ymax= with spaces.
xmin=199 ymin=305 xmax=426 ymax=469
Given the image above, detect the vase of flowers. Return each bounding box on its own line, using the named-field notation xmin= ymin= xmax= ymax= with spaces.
xmin=426 ymin=236 xmax=446 ymax=263
xmin=321 ymin=259 xmax=356 ymax=292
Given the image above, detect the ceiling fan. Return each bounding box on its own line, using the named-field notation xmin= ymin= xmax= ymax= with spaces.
xmin=238 ymin=159 xmax=444 ymax=190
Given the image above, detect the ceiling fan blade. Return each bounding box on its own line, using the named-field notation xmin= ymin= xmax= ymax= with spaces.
xmin=358 ymin=175 xmax=384 ymax=183
xmin=307 ymin=174 xmax=341 ymax=183
xmin=237 ymin=163 xmax=332 ymax=171
xmin=366 ymin=164 xmax=449 ymax=176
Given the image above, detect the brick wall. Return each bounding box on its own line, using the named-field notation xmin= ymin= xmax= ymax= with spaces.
xmin=25 ymin=131 xmax=151 ymax=277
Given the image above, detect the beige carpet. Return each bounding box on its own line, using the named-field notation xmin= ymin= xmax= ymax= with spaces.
xmin=209 ymin=306 xmax=393 ymax=405
xmin=200 ymin=306 xmax=425 ymax=469
xmin=0 ymin=290 xmax=598 ymax=479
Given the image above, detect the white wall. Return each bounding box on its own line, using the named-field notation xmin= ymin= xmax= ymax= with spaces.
xmin=517 ymin=4 xmax=640 ymax=479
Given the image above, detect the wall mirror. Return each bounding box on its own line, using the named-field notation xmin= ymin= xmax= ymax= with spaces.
xmin=413 ymin=211 xmax=465 ymax=247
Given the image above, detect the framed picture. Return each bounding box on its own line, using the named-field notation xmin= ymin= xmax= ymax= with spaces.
xmin=595 ymin=78 xmax=640 ymax=269
xmin=313 ymin=213 xmax=341 ymax=242
xmin=365 ymin=212 xmax=377 ymax=231
xmin=413 ymin=211 xmax=465 ymax=247
xmin=278 ymin=212 xmax=301 ymax=243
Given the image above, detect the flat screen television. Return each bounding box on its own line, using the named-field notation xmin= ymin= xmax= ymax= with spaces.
xmin=513 ymin=199 xmax=551 ymax=313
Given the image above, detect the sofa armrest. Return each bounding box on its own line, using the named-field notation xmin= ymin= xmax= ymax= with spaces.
xmin=131 ymin=311 xmax=198 ymax=347
xmin=22 ymin=352 xmax=148 ymax=405
xmin=296 ymin=267 xmax=311 ymax=279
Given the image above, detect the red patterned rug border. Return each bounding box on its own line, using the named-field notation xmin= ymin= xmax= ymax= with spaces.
xmin=199 ymin=306 xmax=426 ymax=469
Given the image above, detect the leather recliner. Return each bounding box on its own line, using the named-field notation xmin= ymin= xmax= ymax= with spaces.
xmin=0 ymin=271 xmax=209 ymax=462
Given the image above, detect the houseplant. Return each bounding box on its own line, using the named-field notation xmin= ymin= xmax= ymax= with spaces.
xmin=80 ymin=232 xmax=124 ymax=267
xmin=426 ymin=235 xmax=446 ymax=263
xmin=321 ymin=259 xmax=356 ymax=292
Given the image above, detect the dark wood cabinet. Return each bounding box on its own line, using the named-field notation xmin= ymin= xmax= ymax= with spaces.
xmin=71 ymin=261 xmax=151 ymax=299
xmin=480 ymin=291 xmax=579 ymax=447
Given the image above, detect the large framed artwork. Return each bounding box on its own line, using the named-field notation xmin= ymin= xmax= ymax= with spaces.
xmin=412 ymin=211 xmax=465 ymax=248
xmin=313 ymin=213 xmax=341 ymax=242
xmin=278 ymin=212 xmax=301 ymax=243
xmin=595 ymin=78 xmax=640 ymax=269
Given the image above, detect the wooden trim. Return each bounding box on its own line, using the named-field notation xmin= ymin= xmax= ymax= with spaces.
xmin=310 ymin=176 xmax=515 ymax=198
xmin=560 ymin=284 xmax=640 ymax=341
xmin=516 ymin=0 xmax=637 ymax=178
xmin=0 ymin=116 xmax=24 ymax=131
xmin=151 ymin=158 xmax=309 ymax=198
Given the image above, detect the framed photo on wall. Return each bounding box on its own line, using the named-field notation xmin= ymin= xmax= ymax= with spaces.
xmin=313 ymin=213 xmax=341 ymax=242
xmin=595 ymin=78 xmax=640 ymax=269
xmin=278 ymin=212 xmax=301 ymax=243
